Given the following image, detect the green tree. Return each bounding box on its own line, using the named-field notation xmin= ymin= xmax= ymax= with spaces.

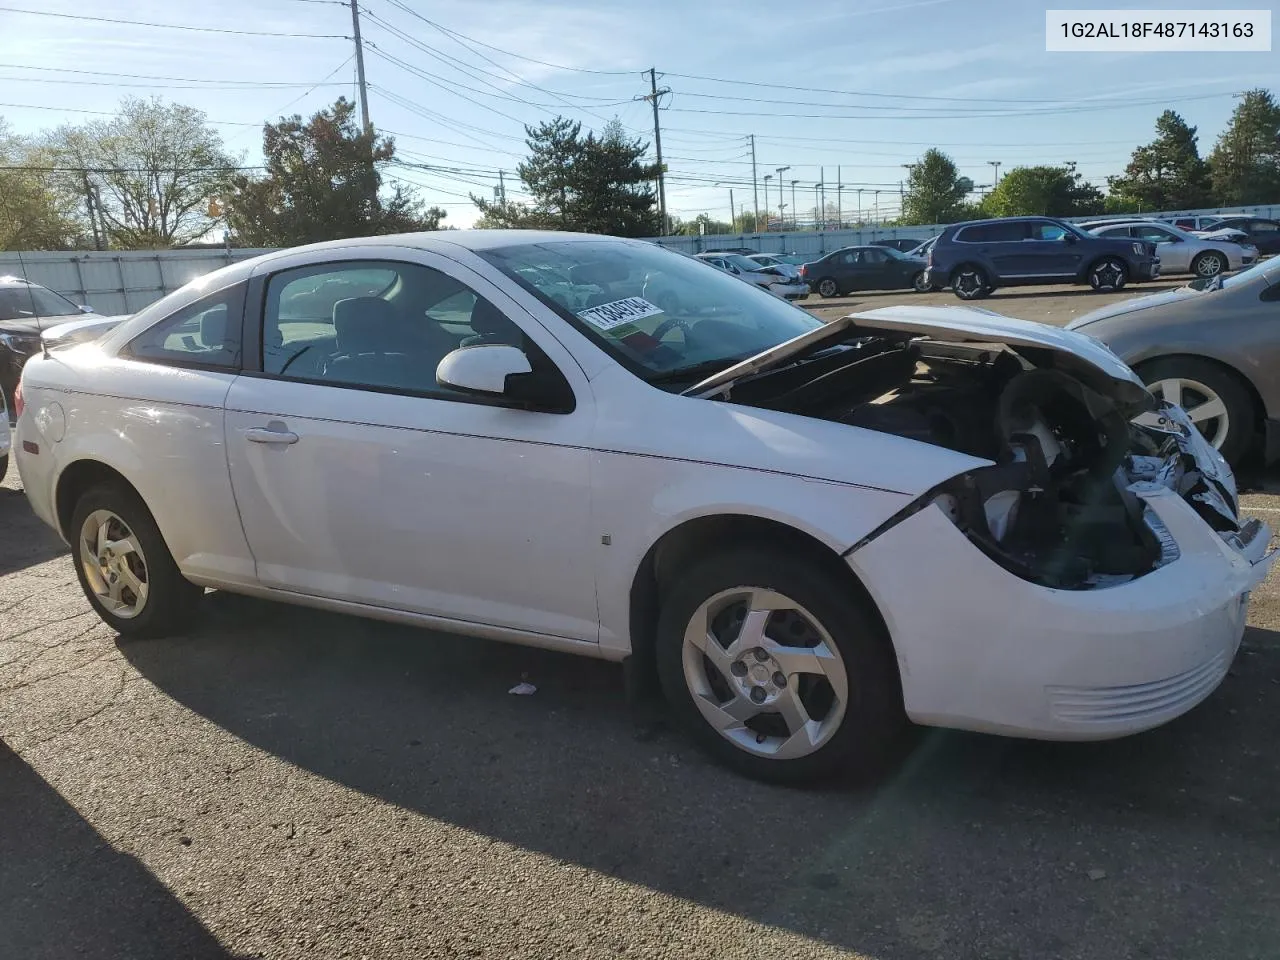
xmin=1209 ymin=89 xmax=1280 ymax=206
xmin=900 ymin=149 xmax=973 ymax=224
xmin=0 ymin=121 xmax=83 ymax=249
xmin=473 ymin=116 xmax=660 ymax=236
xmin=676 ymin=212 xmax=730 ymax=235
xmin=981 ymin=165 xmax=1104 ymax=218
xmin=1107 ymin=111 xmax=1212 ymax=211
xmin=226 ymin=98 xmax=445 ymax=247
xmin=45 ymin=97 xmax=236 ymax=248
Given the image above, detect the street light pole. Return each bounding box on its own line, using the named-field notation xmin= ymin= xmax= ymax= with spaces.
xmin=775 ymin=166 xmax=789 ymax=229
xmin=988 ymin=160 xmax=1001 ymax=185
xmin=856 ymin=188 xmax=863 ymax=224
xmin=763 ymin=174 xmax=773 ymax=229
xmin=789 ymin=180 xmax=799 ymax=230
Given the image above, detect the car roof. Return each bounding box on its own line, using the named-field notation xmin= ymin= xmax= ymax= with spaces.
xmin=0 ymin=275 xmax=46 ymax=288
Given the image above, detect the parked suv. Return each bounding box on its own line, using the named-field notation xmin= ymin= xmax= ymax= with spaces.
xmin=924 ymin=217 xmax=1160 ymax=301
xmin=0 ymin=277 xmax=105 ymax=420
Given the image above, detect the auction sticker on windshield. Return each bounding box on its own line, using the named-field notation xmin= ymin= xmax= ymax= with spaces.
xmin=577 ymin=297 xmax=664 ymax=331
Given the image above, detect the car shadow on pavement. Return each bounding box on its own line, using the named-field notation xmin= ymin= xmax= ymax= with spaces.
xmin=0 ymin=483 xmax=68 ymax=577
xmin=119 ymin=593 xmax=1280 ymax=958
xmin=0 ymin=740 xmax=245 ymax=960
xmin=983 ymin=282 xmax=1183 ymax=302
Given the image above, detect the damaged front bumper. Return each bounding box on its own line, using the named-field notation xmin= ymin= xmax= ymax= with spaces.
xmin=845 ymin=400 xmax=1276 ymax=741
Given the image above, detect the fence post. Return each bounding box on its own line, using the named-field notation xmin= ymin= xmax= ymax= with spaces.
xmin=114 ymin=256 xmax=129 ymax=314
xmin=71 ymin=257 xmax=88 ymax=307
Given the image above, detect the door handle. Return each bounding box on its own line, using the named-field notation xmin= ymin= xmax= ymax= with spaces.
xmin=244 ymin=426 xmax=299 ymax=445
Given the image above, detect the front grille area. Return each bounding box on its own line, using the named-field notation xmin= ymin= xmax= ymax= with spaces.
xmin=1047 ymin=648 xmax=1232 ymax=723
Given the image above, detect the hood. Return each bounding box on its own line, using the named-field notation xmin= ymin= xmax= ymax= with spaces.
xmin=0 ymin=312 xmax=100 ymax=334
xmin=1066 ymin=285 xmax=1202 ymax=329
xmin=1194 ymin=228 xmax=1249 ymax=242
xmin=688 ymin=304 xmax=1152 ymax=412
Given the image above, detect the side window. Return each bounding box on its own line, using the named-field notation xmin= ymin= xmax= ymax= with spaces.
xmin=1251 ymin=221 xmax=1278 ymax=234
xmin=840 ymin=251 xmax=858 ymax=265
xmin=260 ymin=260 xmax=529 ymax=398
xmin=861 ymin=248 xmax=888 ymax=264
xmin=957 ymin=222 xmax=1028 ymax=242
xmin=126 ymin=282 xmax=244 ymax=370
xmin=1032 ymin=222 xmax=1069 ymax=241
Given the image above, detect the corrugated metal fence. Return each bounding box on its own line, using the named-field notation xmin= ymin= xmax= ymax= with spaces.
xmin=3 ymin=204 xmax=1277 ymax=315
xmin=0 ymin=248 xmax=271 ymax=317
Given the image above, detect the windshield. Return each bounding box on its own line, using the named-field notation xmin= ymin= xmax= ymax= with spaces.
xmin=479 ymin=239 xmax=822 ymax=381
xmin=721 ymin=254 xmax=764 ymax=273
xmin=879 ymin=246 xmax=912 ymax=260
xmin=0 ymin=284 xmax=82 ymax=322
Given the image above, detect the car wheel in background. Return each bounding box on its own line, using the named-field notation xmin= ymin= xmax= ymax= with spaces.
xmin=911 ymin=271 xmax=930 ymax=293
xmin=655 ymin=546 xmax=906 ymax=784
xmin=1191 ymin=251 xmax=1226 ymax=278
xmin=1087 ymin=257 xmax=1128 ymax=292
xmin=70 ymin=482 xmax=203 ymax=638
xmin=951 ymin=265 xmax=991 ymax=300
xmin=1136 ymin=357 xmax=1257 ymax=465
xmin=816 ymin=278 xmax=840 ymax=298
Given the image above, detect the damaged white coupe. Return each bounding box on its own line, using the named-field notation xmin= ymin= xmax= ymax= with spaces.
xmin=14 ymin=233 xmax=1274 ymax=783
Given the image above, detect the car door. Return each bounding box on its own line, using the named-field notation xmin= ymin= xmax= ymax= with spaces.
xmin=854 ymin=247 xmax=895 ymax=289
xmin=1130 ymin=223 xmax=1190 ymax=272
xmin=1015 ymin=220 xmax=1081 ymax=278
xmin=1246 ymin=219 xmax=1280 ymax=254
xmin=222 ymin=245 xmax=600 ymax=644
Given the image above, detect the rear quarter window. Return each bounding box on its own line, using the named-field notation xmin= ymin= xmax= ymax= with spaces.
xmin=955 ymin=222 xmax=1029 ymax=243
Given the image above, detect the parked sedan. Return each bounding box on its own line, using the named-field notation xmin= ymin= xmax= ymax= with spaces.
xmin=800 ymin=245 xmax=930 ymax=297
xmin=1069 ymin=255 xmax=1280 ymax=466
xmin=695 ymin=253 xmax=809 ymax=300
xmin=15 ymin=232 xmax=1274 ymax=784
xmin=1086 ymin=220 xmax=1257 ymax=277
xmin=869 ymin=238 xmax=926 ymax=254
xmin=0 ymin=277 xmax=105 ymax=420
xmin=1205 ymin=217 xmax=1280 ymax=256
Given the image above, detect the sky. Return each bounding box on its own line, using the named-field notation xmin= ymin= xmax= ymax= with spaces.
xmin=0 ymin=0 xmax=1276 ymax=229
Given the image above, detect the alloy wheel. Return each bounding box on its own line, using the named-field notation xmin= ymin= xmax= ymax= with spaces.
xmin=79 ymin=509 xmax=150 ymax=619
xmin=1195 ymin=253 xmax=1224 ymax=277
xmin=818 ymin=279 xmax=838 ymax=298
xmin=681 ymin=587 xmax=849 ymax=760
xmin=952 ymin=269 xmax=985 ymax=299
xmin=1090 ymin=259 xmax=1125 ymax=290
xmin=1139 ymin=377 xmax=1231 ymax=449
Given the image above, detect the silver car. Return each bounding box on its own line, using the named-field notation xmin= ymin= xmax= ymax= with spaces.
xmin=1068 ymin=256 xmax=1280 ymax=466
xmin=695 ymin=253 xmax=809 ymax=300
xmin=746 ymin=253 xmax=802 ymax=281
xmin=1086 ymin=220 xmax=1258 ymax=278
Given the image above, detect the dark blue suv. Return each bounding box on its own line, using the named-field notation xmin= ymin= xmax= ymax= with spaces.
xmin=923 ymin=216 xmax=1160 ymax=300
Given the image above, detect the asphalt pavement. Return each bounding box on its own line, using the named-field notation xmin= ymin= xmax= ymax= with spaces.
xmin=2 ymin=283 xmax=1279 ymax=959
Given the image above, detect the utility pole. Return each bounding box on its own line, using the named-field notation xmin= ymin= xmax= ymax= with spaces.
xmin=819 ymin=167 xmax=826 ymax=229
xmin=836 ymin=166 xmax=842 ymax=229
xmin=813 ymin=182 xmax=819 ymax=230
xmin=82 ymin=171 xmax=102 ymax=251
xmin=729 ymin=188 xmax=734 ymax=232
xmin=763 ymin=174 xmax=772 ymax=229
xmin=644 ymin=68 xmax=670 ymax=234
xmin=856 ymin=188 xmax=863 ymax=224
xmin=749 ymin=134 xmax=759 ymax=233
xmin=349 ymin=0 xmax=371 ymax=134
xmin=498 ymin=169 xmax=506 ymax=202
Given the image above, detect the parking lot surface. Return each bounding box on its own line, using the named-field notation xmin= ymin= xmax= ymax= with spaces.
xmin=2 ymin=284 xmax=1279 ymax=959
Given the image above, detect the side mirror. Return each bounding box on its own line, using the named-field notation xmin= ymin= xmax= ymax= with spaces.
xmin=1062 ymin=233 xmax=1077 ymax=244
xmin=80 ymin=304 xmax=95 ymax=313
xmin=436 ymin=344 xmax=531 ymax=397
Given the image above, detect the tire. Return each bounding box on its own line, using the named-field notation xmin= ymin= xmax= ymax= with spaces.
xmin=1139 ymin=357 xmax=1257 ymax=466
xmin=0 ymin=454 xmax=7 ymax=481
xmin=950 ymin=265 xmax=990 ymax=300
xmin=69 ymin=482 xmax=203 ymax=638
xmin=1087 ymin=257 xmax=1128 ymax=292
xmin=911 ymin=271 xmax=930 ymax=293
xmin=655 ymin=546 xmax=906 ymax=784
xmin=816 ymin=277 xmax=840 ymax=299
xmin=1191 ymin=251 xmax=1226 ymax=278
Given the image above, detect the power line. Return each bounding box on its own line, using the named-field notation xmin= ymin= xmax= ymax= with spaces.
xmin=0 ymin=74 xmax=348 ymax=91
xmin=0 ymin=101 xmax=262 ymax=126
xmin=0 ymin=63 xmax=348 ymax=87
xmin=365 ymin=4 xmax=636 ymax=76
xmin=0 ymin=6 xmax=349 ymax=38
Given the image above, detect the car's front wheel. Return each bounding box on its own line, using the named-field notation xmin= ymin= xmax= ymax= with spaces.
xmin=1087 ymin=257 xmax=1128 ymax=291
xmin=655 ymin=547 xmax=906 ymax=784
xmin=816 ymin=277 xmax=840 ymax=298
xmin=70 ymin=483 xmax=203 ymax=637
xmin=1137 ymin=357 xmax=1256 ymax=466
xmin=1191 ymin=251 xmax=1226 ymax=278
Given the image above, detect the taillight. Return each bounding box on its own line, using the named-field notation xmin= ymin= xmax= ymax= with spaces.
xmin=799 ymin=265 xmax=808 ymax=277
xmin=13 ymin=379 xmax=24 ymax=419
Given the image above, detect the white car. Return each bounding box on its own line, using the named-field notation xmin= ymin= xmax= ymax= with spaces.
xmin=1087 ymin=220 xmax=1258 ymax=277
xmin=746 ymin=254 xmax=803 ymax=282
xmin=695 ymin=253 xmax=809 ymax=300
xmin=13 ymin=231 xmax=1275 ymax=783
xmin=0 ymin=388 xmax=9 ymax=478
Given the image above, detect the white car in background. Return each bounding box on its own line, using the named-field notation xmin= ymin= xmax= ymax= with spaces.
xmin=13 ymin=231 xmax=1275 ymax=783
xmin=1085 ymin=219 xmax=1259 ymax=277
xmin=694 ymin=252 xmax=809 ymax=300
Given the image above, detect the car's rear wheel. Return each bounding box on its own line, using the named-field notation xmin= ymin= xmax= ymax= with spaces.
xmin=0 ymin=454 xmax=7 ymax=481
xmin=911 ymin=271 xmax=930 ymax=293
xmin=655 ymin=547 xmax=906 ymax=784
xmin=1191 ymin=251 xmax=1226 ymax=278
xmin=816 ymin=277 xmax=840 ymax=298
xmin=951 ymin=265 xmax=990 ymax=300
xmin=1136 ymin=357 xmax=1256 ymax=465
xmin=1087 ymin=257 xmax=1128 ymax=291
xmin=70 ymin=483 xmax=203 ymax=637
